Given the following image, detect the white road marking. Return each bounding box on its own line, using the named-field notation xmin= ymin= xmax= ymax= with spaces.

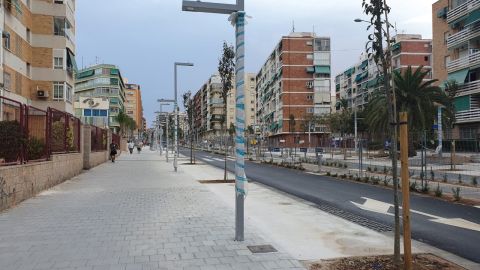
xmin=213 ymin=158 xmax=224 ymax=162
xmin=351 ymin=197 xmax=480 ymax=232
xmin=475 ymin=206 xmax=480 ymax=209
xmin=203 ymin=158 xmax=213 ymax=162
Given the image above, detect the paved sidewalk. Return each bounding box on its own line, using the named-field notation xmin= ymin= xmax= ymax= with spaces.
xmin=0 ymin=150 xmax=304 ymax=270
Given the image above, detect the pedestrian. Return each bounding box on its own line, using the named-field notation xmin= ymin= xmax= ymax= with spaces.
xmin=136 ymin=141 xmax=143 ymax=154
xmin=128 ymin=140 xmax=134 ymax=154
xmin=109 ymin=142 xmax=118 ymax=163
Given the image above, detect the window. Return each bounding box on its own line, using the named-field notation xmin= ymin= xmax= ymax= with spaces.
xmin=306 ymin=41 xmax=313 ymax=46
xmin=3 ymin=32 xmax=10 ymax=50
xmin=26 ymin=28 xmax=31 ymax=43
xmin=3 ymin=72 xmax=11 ymax=91
xmin=54 ymin=57 xmax=64 ymax=69
xmin=54 ymin=17 xmax=66 ymax=36
xmin=314 ymin=38 xmax=330 ymax=51
xmin=307 ymin=107 xmax=314 ymax=114
xmin=54 ymin=0 xmax=64 ymax=3
xmin=26 ymin=63 xmax=31 ymax=77
xmin=99 ymin=110 xmax=108 ymax=117
xmin=84 ymin=109 xmax=92 ymax=116
xmin=307 ymin=95 xmax=313 ymax=100
xmin=66 ymin=83 xmax=73 ymax=102
xmin=95 ymin=68 xmax=103 ymax=75
xmin=424 ymin=56 xmax=429 ymax=62
xmin=53 ymin=82 xmax=64 ymax=100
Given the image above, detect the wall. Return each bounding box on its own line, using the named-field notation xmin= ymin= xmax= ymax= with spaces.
xmin=0 ymin=153 xmax=83 ymax=212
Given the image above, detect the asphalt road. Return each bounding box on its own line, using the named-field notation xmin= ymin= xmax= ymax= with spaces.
xmin=180 ymin=148 xmax=480 ymax=263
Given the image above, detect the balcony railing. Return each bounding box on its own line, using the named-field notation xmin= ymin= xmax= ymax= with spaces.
xmin=447 ymin=23 xmax=480 ymax=48
xmin=456 ymin=80 xmax=480 ymax=97
xmin=447 ymin=50 xmax=480 ymax=72
xmin=456 ymin=108 xmax=480 ymax=123
xmin=447 ymin=0 xmax=480 ymax=24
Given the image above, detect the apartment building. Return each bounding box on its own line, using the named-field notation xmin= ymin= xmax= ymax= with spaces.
xmin=192 ymin=73 xmax=256 ymax=140
xmin=125 ymin=83 xmax=144 ymax=136
xmin=74 ymin=64 xmax=126 ymax=133
xmin=433 ymin=0 xmax=480 ymax=138
xmin=0 ymin=0 xmax=77 ymax=114
xmin=256 ymin=32 xmax=332 ymax=148
xmin=335 ymin=34 xmax=432 ymax=111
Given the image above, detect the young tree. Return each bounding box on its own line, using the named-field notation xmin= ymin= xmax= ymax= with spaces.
xmin=183 ymin=91 xmax=195 ymax=164
xmin=362 ymin=0 xmax=401 ymax=266
xmin=218 ymin=42 xmax=235 ymax=181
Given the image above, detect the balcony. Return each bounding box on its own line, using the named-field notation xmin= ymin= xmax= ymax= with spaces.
xmin=447 ymin=23 xmax=480 ymax=49
xmin=447 ymin=50 xmax=480 ymax=72
xmin=456 ymin=108 xmax=480 ymax=123
xmin=456 ymin=80 xmax=480 ymax=96
xmin=447 ymin=0 xmax=480 ymax=24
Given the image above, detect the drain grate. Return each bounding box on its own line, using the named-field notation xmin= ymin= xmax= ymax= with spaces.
xmin=247 ymin=245 xmax=278 ymax=254
xmin=316 ymin=203 xmax=392 ymax=232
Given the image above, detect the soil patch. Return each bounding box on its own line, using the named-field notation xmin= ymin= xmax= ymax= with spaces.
xmin=308 ymin=254 xmax=465 ymax=270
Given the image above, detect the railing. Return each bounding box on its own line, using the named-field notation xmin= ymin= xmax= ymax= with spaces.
xmin=1 ymin=96 xmax=82 ymax=166
xmin=456 ymin=80 xmax=480 ymax=96
xmin=456 ymin=108 xmax=480 ymax=123
xmin=447 ymin=50 xmax=480 ymax=72
xmin=447 ymin=23 xmax=480 ymax=48
xmin=91 ymin=126 xmax=107 ymax=152
xmin=447 ymin=0 xmax=480 ymax=24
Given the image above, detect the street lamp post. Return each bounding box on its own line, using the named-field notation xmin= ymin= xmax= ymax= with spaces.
xmin=182 ymin=0 xmax=247 ymax=241
xmin=174 ymin=62 xmax=194 ymax=172
xmin=158 ymin=99 xmax=175 ymax=162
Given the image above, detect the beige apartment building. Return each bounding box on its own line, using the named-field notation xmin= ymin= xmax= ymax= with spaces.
xmin=0 ymin=0 xmax=76 ymax=114
xmin=125 ymin=83 xmax=144 ymax=136
xmin=193 ymin=73 xmax=257 ymax=140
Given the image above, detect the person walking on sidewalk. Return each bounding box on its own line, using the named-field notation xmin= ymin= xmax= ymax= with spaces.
xmin=109 ymin=142 xmax=118 ymax=162
xmin=128 ymin=141 xmax=134 ymax=154
xmin=136 ymin=141 xmax=143 ymax=154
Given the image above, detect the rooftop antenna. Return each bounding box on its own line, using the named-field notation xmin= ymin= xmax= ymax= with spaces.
xmin=313 ymin=25 xmax=315 ymax=36
xmin=292 ymin=20 xmax=295 ymax=33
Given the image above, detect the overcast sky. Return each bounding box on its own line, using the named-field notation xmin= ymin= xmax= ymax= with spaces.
xmin=76 ymin=0 xmax=437 ymax=127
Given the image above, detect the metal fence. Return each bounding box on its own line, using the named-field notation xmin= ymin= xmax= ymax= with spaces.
xmin=91 ymin=126 xmax=107 ymax=152
xmin=0 ymin=96 xmax=82 ymax=166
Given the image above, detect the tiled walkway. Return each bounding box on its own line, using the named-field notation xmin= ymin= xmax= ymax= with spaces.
xmin=0 ymin=150 xmax=304 ymax=270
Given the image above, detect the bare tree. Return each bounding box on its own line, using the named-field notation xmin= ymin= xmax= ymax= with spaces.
xmin=362 ymin=0 xmax=401 ymax=267
xmin=218 ymin=42 xmax=235 ymax=181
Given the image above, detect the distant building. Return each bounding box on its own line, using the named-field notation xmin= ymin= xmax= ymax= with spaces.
xmin=433 ymin=0 xmax=480 ymax=138
xmin=74 ymin=64 xmax=126 ymax=133
xmin=0 ymin=0 xmax=77 ymax=114
xmin=125 ymin=83 xmax=144 ymax=137
xmin=193 ymin=73 xmax=256 ymax=140
xmin=335 ymin=34 xmax=431 ymax=111
xmin=256 ymin=32 xmax=332 ymax=147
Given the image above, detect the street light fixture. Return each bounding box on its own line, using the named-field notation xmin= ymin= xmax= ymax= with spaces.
xmin=174 ymin=63 xmax=194 ymax=173
xmin=182 ymin=0 xmax=247 ymax=242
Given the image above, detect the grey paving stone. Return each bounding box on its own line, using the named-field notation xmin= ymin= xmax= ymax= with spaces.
xmin=0 ymin=152 xmax=304 ymax=270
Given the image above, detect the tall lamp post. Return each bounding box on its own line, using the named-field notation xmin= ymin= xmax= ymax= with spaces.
xmin=182 ymin=0 xmax=247 ymax=241
xmin=174 ymin=63 xmax=194 ymax=172
xmin=159 ymin=99 xmax=174 ymax=161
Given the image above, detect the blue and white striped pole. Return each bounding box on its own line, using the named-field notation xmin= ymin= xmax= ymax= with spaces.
xmin=231 ymin=11 xmax=247 ymax=241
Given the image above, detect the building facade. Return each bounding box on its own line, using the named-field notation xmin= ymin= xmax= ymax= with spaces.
xmin=74 ymin=64 xmax=126 ymax=133
xmin=125 ymin=83 xmax=144 ymax=137
xmin=256 ymin=32 xmax=332 ymax=147
xmin=335 ymin=34 xmax=432 ymax=112
xmin=433 ymin=0 xmax=480 ymax=138
xmin=0 ymin=0 xmax=77 ymax=114
xmin=193 ymin=73 xmax=256 ymax=140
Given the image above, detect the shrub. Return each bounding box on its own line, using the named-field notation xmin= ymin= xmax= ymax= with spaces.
xmin=371 ymin=177 xmax=380 ymax=185
xmin=332 ymin=173 xmax=338 ymax=177
xmin=421 ymin=183 xmax=430 ymax=194
xmin=367 ymin=167 xmax=372 ymax=172
xmin=443 ymin=174 xmax=448 ymax=183
xmin=383 ymin=176 xmax=390 ymax=186
xmin=452 ymin=187 xmax=461 ymax=201
xmin=341 ymin=174 xmax=347 ymax=179
xmin=0 ymin=121 xmax=24 ymax=163
xmin=410 ymin=181 xmax=418 ymax=192
xmin=373 ymin=167 xmax=378 ymax=172
xmin=435 ymin=183 xmax=443 ymax=197
xmin=26 ymin=137 xmax=45 ymax=160
xmin=348 ymin=174 xmax=353 ymax=180
xmin=383 ymin=166 xmax=388 ymax=174
xmin=326 ymin=171 xmax=331 ymax=176
xmin=363 ymin=176 xmax=370 ymax=183
xmin=472 ymin=176 xmax=478 ymax=187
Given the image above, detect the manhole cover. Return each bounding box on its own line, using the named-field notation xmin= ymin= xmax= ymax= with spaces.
xmin=247 ymin=245 xmax=277 ymax=254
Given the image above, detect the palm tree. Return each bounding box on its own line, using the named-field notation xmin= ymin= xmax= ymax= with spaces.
xmin=114 ymin=111 xmax=129 ymax=137
xmin=365 ymin=66 xmax=451 ymax=156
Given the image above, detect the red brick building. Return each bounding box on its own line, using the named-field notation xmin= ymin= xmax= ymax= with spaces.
xmin=256 ymin=32 xmax=332 ymax=148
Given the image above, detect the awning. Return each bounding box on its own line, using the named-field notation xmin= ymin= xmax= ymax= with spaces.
xmin=315 ymin=65 xmax=330 ymax=74
xmin=358 ymin=60 xmax=368 ymax=70
xmin=465 ymin=9 xmax=480 ymax=26
xmin=76 ymin=69 xmax=94 ymax=79
xmin=454 ymin=95 xmax=471 ymax=112
xmin=306 ymin=67 xmax=315 ymax=73
xmin=66 ymin=48 xmax=78 ymax=72
xmin=110 ymin=69 xmax=119 ymax=75
xmin=344 ymin=67 xmax=355 ymax=77
xmin=355 ymin=71 xmax=368 ymax=82
xmin=392 ymin=43 xmax=401 ymax=51
xmin=448 ymin=68 xmax=469 ymax=84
